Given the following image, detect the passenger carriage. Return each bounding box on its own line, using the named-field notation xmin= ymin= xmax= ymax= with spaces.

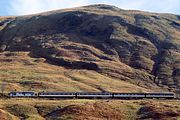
xmin=113 ymin=93 xmax=145 ymax=99
xmin=76 ymin=92 xmax=112 ymax=99
xmin=38 ymin=92 xmax=76 ymax=98
xmin=145 ymin=92 xmax=174 ymax=99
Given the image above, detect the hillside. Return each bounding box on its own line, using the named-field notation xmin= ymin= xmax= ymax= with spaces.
xmin=0 ymin=4 xmax=180 ymax=92
xmin=0 ymin=99 xmax=180 ymax=120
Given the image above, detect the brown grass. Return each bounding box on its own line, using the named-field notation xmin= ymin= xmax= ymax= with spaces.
xmin=46 ymin=101 xmax=124 ymax=120
xmin=0 ymin=99 xmax=179 ymax=120
xmin=137 ymin=102 xmax=180 ymax=120
xmin=0 ymin=51 xmax=159 ymax=93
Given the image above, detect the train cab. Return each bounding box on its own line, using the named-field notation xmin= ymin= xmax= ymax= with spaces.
xmin=9 ymin=91 xmax=36 ymax=97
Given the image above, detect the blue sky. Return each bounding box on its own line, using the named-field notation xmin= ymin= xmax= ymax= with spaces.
xmin=0 ymin=0 xmax=180 ymax=16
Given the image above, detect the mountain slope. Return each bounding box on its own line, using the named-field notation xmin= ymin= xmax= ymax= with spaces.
xmin=0 ymin=4 xmax=180 ymax=92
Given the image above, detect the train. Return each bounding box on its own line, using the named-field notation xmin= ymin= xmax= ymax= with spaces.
xmin=8 ymin=91 xmax=176 ymax=99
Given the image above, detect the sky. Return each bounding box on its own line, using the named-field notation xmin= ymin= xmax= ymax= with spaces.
xmin=0 ymin=0 xmax=180 ymax=16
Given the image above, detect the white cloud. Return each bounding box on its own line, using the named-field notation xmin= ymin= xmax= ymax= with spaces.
xmin=112 ymin=0 xmax=180 ymax=13
xmin=6 ymin=0 xmax=180 ymax=15
xmin=8 ymin=0 xmax=89 ymax=15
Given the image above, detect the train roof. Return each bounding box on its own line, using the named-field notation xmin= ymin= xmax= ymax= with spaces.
xmin=9 ymin=91 xmax=35 ymax=93
xmin=39 ymin=91 xmax=77 ymax=93
xmin=146 ymin=92 xmax=174 ymax=94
